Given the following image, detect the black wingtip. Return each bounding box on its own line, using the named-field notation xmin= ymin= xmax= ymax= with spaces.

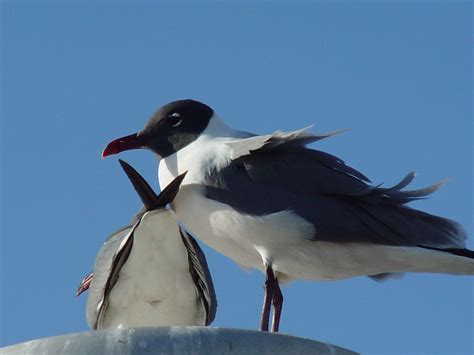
xmin=150 ymin=171 xmax=188 ymax=209
xmin=118 ymin=159 xmax=157 ymax=209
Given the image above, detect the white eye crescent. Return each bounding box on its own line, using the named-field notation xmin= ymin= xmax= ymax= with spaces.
xmin=171 ymin=119 xmax=182 ymax=127
xmin=168 ymin=113 xmax=182 ymax=127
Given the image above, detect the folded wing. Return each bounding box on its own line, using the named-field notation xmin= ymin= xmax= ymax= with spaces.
xmin=203 ymin=129 xmax=467 ymax=249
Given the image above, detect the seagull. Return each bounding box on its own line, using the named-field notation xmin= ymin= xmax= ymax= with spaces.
xmin=102 ymin=99 xmax=474 ymax=332
xmin=77 ymin=159 xmax=216 ymax=330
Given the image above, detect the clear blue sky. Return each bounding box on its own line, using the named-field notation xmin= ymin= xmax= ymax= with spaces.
xmin=1 ymin=2 xmax=472 ymax=354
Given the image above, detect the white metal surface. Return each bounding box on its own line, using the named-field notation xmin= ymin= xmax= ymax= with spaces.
xmin=2 ymin=327 xmax=358 ymax=355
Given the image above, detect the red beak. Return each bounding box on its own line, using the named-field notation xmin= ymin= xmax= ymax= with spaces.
xmin=102 ymin=133 xmax=143 ymax=158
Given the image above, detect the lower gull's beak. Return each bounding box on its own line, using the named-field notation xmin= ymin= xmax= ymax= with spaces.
xmin=76 ymin=272 xmax=93 ymax=297
xmin=102 ymin=133 xmax=144 ymax=158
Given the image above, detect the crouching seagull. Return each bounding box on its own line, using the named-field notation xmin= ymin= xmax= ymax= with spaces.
xmin=77 ymin=159 xmax=216 ymax=329
xmin=102 ymin=99 xmax=474 ymax=332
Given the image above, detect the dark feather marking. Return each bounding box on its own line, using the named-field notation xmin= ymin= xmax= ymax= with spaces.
xmin=368 ymin=273 xmax=405 ymax=282
xmin=96 ymin=226 xmax=136 ymax=329
xmin=179 ymin=228 xmax=217 ymax=325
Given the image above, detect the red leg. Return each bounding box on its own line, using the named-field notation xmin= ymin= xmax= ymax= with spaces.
xmin=271 ymin=278 xmax=283 ymax=332
xmin=259 ymin=265 xmax=276 ymax=331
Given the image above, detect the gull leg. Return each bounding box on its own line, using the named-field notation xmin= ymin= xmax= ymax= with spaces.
xmin=271 ymin=278 xmax=283 ymax=333
xmin=259 ymin=264 xmax=276 ymax=331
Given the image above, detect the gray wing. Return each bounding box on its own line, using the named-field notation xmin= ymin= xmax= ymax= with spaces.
xmin=206 ymin=129 xmax=467 ymax=249
xmin=85 ymin=224 xmax=136 ymax=329
xmin=179 ymin=227 xmax=217 ymax=325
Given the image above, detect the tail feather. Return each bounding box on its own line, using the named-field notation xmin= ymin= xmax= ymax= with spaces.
xmin=362 ymin=245 xmax=474 ymax=277
xmin=344 ymin=172 xmax=447 ymax=204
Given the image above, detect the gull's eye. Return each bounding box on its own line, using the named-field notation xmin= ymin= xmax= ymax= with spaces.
xmin=167 ymin=113 xmax=182 ymax=127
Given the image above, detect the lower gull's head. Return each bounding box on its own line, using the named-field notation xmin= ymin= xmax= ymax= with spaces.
xmin=102 ymin=99 xmax=214 ymax=158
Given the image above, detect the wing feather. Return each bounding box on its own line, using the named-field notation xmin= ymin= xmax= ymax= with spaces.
xmin=179 ymin=227 xmax=217 ymax=325
xmin=85 ymin=225 xmax=135 ymax=329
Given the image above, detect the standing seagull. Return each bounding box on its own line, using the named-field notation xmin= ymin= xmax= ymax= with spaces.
xmin=102 ymin=99 xmax=474 ymax=332
xmin=77 ymin=159 xmax=216 ymax=329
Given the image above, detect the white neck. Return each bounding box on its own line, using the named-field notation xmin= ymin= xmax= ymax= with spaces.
xmin=201 ymin=113 xmax=238 ymax=138
xmin=158 ymin=113 xmax=247 ymax=188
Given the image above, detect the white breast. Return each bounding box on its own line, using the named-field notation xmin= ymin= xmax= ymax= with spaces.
xmin=101 ymin=210 xmax=206 ymax=329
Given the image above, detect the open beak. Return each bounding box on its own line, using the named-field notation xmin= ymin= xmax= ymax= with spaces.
xmin=102 ymin=133 xmax=144 ymax=158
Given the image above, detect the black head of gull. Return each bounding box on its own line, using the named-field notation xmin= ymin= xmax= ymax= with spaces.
xmin=77 ymin=159 xmax=216 ymax=329
xmin=102 ymin=99 xmax=213 ymax=158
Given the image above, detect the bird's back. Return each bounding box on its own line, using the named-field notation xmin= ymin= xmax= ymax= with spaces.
xmin=100 ymin=210 xmax=207 ymax=328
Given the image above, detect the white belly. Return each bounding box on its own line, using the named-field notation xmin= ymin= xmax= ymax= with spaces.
xmin=171 ymin=184 xmax=316 ymax=273
xmin=101 ymin=210 xmax=206 ymax=329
